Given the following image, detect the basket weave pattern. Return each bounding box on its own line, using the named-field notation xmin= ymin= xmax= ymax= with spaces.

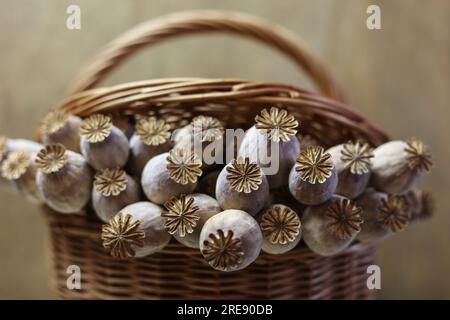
xmin=46 ymin=210 xmax=376 ymax=299
xmin=43 ymin=11 xmax=388 ymax=300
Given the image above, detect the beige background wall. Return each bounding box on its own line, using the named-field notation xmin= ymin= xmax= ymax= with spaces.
xmin=0 ymin=0 xmax=448 ymax=299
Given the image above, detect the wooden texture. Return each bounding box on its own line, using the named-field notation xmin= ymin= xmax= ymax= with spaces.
xmin=0 ymin=0 xmax=448 ymax=299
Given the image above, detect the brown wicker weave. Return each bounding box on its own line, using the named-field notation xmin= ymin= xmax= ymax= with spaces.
xmin=42 ymin=10 xmax=388 ymax=300
xmin=46 ymin=209 xmax=377 ymax=300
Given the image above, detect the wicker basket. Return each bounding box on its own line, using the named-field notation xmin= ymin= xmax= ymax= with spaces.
xmin=43 ymin=10 xmax=389 ymax=300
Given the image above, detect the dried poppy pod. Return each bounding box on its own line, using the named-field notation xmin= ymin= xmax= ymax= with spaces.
xmin=175 ymin=115 xmax=224 ymax=145
xmin=101 ymin=201 xmax=171 ymax=258
xmin=357 ymin=191 xmax=410 ymax=242
xmin=1 ymin=150 xmax=43 ymax=203
xmin=172 ymin=124 xmax=192 ymax=145
xmin=238 ymin=107 xmax=300 ymax=188
xmin=175 ymin=115 xmax=225 ymax=170
xmin=302 ymin=195 xmax=363 ymax=256
xmin=371 ymin=139 xmax=432 ymax=194
xmin=141 ymin=148 xmax=202 ymax=205
xmin=196 ymin=169 xmax=220 ymax=198
xmin=35 ymin=144 xmax=93 ymax=213
xmin=0 ymin=136 xmax=8 ymax=163
xmin=0 ymin=136 xmax=43 ymax=156
xmin=1 ymin=137 xmax=42 ymax=191
xmin=92 ymin=168 xmax=141 ymax=223
xmin=259 ymin=204 xmax=302 ymax=255
xmin=0 ymin=136 xmax=8 ymax=162
xmin=215 ymin=157 xmax=269 ymax=216
xmin=200 ymin=209 xmax=263 ymax=272
xmin=39 ymin=110 xmax=82 ymax=152
xmin=0 ymin=136 xmax=12 ymax=189
xmin=161 ymin=193 xmax=221 ymax=248
xmin=80 ymin=114 xmax=130 ymax=170
xmin=327 ymin=141 xmax=374 ymax=199
xmin=289 ymin=146 xmax=338 ymax=205
xmin=402 ymin=189 xmax=434 ymax=223
xmin=128 ymin=116 xmax=172 ymax=177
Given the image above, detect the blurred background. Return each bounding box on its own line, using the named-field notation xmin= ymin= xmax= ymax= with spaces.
xmin=0 ymin=0 xmax=448 ymax=299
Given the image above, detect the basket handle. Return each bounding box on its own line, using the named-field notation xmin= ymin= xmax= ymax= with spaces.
xmin=68 ymin=10 xmax=347 ymax=102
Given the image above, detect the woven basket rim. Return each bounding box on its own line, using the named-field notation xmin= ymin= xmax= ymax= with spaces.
xmin=47 ymin=77 xmax=389 ymax=146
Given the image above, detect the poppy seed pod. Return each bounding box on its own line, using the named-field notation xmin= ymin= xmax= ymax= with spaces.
xmin=0 ymin=136 xmax=7 ymax=162
xmin=357 ymin=191 xmax=410 ymax=242
xmin=35 ymin=144 xmax=93 ymax=214
xmin=101 ymin=201 xmax=171 ymax=258
xmin=327 ymin=141 xmax=374 ymax=199
xmin=0 ymin=136 xmax=43 ymax=156
xmin=0 ymin=136 xmax=9 ymax=189
xmin=200 ymin=209 xmax=263 ymax=272
xmin=0 ymin=137 xmax=43 ymax=192
xmin=173 ymin=123 xmax=192 ymax=145
xmin=259 ymin=204 xmax=302 ymax=255
xmin=175 ymin=115 xmax=225 ymax=171
xmin=1 ymin=150 xmax=43 ymax=203
xmin=39 ymin=110 xmax=82 ymax=152
xmin=215 ymin=157 xmax=269 ymax=216
xmin=402 ymin=189 xmax=434 ymax=223
xmin=302 ymin=195 xmax=363 ymax=256
xmin=141 ymin=148 xmax=202 ymax=205
xmin=92 ymin=168 xmax=141 ymax=223
xmin=238 ymin=107 xmax=300 ymax=188
xmin=128 ymin=117 xmax=172 ymax=177
xmin=371 ymin=139 xmax=432 ymax=194
xmin=161 ymin=193 xmax=221 ymax=248
xmin=80 ymin=114 xmax=130 ymax=170
xmin=289 ymin=146 xmax=338 ymax=205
